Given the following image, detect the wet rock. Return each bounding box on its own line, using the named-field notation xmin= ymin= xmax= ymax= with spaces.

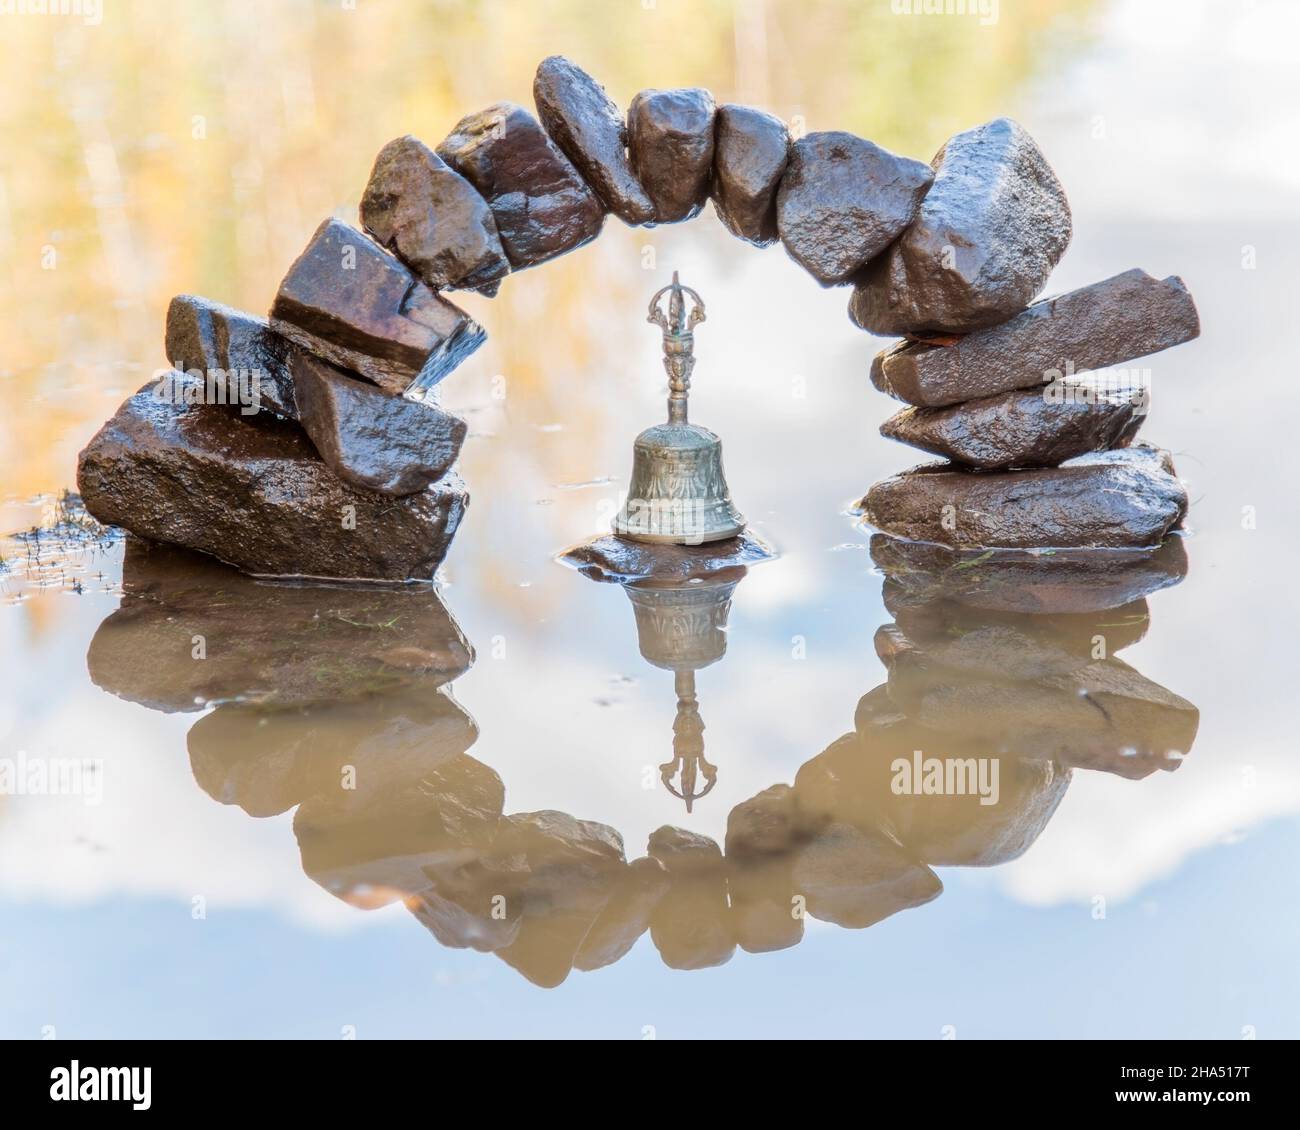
xmin=408 ymin=887 xmax=522 ymax=953
xmin=88 ymin=539 xmax=473 ymax=714
xmin=869 ymin=270 xmax=1201 ymax=407
xmin=295 ymin=748 xmax=502 ymax=908
xmin=437 ymin=102 xmax=605 ymax=269
xmin=647 ymin=825 xmax=735 ymax=969
xmin=190 ymin=689 xmax=478 ymax=823
xmin=573 ymin=857 xmax=671 ymax=971
xmin=165 ymin=294 xmax=298 ymax=420
xmin=871 ymin=532 xmax=1190 ymax=615
xmin=711 ymin=104 xmax=790 ymax=246
xmin=860 ymin=445 xmax=1187 ymax=550
xmin=533 ymin=55 xmax=654 ymax=226
xmin=887 ymin=599 xmax=1150 ymax=679
xmin=791 ymin=822 xmax=941 ymax=928
xmin=776 ymin=131 xmax=933 ymax=286
xmin=359 ymin=134 xmax=510 ymax=293
xmin=850 ymin=118 xmax=1071 ymax=334
xmin=77 ymin=372 xmax=468 ymax=580
xmin=725 ymin=784 xmax=804 ymax=859
xmin=727 ymin=859 xmax=804 ymax=954
xmin=558 ymin=529 xmax=776 ymax=584
xmin=291 ymin=353 xmax=467 ymax=496
xmin=270 ymin=218 xmax=485 ymax=395
xmin=627 ymin=87 xmax=716 ymax=222
xmin=880 ymin=375 xmax=1146 ymax=470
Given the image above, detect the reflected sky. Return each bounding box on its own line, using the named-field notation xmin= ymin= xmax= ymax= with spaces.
xmin=2 ymin=0 xmax=1299 ymax=1037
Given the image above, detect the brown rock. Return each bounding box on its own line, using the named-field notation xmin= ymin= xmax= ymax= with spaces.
xmin=627 ymin=87 xmax=716 ymax=222
xmin=77 ymin=372 xmax=468 ymax=580
xmin=776 ymin=130 xmax=933 ymax=285
xmin=270 ymin=217 xmax=485 ymax=395
xmin=533 ymin=55 xmax=654 ymax=226
xmin=728 ymin=859 xmax=804 ymax=954
xmin=873 ymin=533 xmax=1190 ymax=615
xmin=165 ymin=294 xmax=298 ymax=420
xmin=850 ymin=118 xmax=1071 ymax=334
xmin=860 ymin=445 xmax=1187 ymax=550
xmin=87 ymin=538 xmax=473 ymax=715
xmin=359 ymin=134 xmax=510 ymax=293
xmin=869 ymin=270 xmax=1201 ymax=407
xmin=647 ymin=825 xmax=735 ymax=969
xmin=437 ymin=102 xmax=606 ymax=269
xmin=792 ymin=822 xmax=941 ymax=928
xmin=572 ymin=856 xmax=671 ymax=971
xmin=880 ymin=375 xmax=1146 ymax=469
xmin=711 ymin=104 xmax=790 ymax=246
xmin=725 ymin=784 xmax=804 ymax=859
xmin=291 ymin=353 xmax=467 ymax=496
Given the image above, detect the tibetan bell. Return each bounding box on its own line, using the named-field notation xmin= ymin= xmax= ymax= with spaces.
xmin=612 ymin=273 xmax=746 ymax=545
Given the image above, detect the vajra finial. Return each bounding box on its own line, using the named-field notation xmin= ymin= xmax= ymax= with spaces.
xmin=647 ymin=271 xmax=706 ymax=425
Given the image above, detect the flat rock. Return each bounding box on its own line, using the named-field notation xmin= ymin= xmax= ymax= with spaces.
xmin=880 ymin=374 xmax=1146 ymax=469
xmin=791 ymin=822 xmax=941 ymax=928
xmin=572 ymin=856 xmax=671 ymax=971
xmin=165 ymin=294 xmax=299 ymax=419
xmin=77 ymin=372 xmax=468 ymax=580
xmin=860 ymin=445 xmax=1187 ymax=550
xmin=291 ymin=353 xmax=466 ymax=496
xmin=437 ymin=102 xmax=605 ymax=269
xmin=776 ymin=131 xmax=933 ymax=285
xmin=870 ymin=270 xmax=1201 ymax=407
xmin=850 ymin=118 xmax=1071 ymax=334
xmin=270 ymin=217 xmax=485 ymax=395
xmin=558 ymin=529 xmax=776 ymax=584
xmin=533 ymin=55 xmax=654 ymax=226
xmin=359 ymin=134 xmax=510 ymax=293
xmin=872 ymin=532 xmax=1190 ymax=615
xmin=87 ymin=538 xmax=472 ymax=714
xmin=711 ymin=104 xmax=790 ymax=246
xmin=627 ymin=87 xmax=716 ymax=222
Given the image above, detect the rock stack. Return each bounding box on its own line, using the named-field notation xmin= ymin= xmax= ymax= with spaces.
xmin=74 ymin=54 xmax=1202 ymax=578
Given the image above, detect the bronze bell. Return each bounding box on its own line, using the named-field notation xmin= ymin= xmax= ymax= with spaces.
xmin=624 ymin=572 xmax=743 ymax=811
xmin=612 ymin=272 xmax=746 ymax=545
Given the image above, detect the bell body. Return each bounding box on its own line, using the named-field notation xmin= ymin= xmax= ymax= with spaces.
xmin=612 ymin=421 xmax=746 ymax=545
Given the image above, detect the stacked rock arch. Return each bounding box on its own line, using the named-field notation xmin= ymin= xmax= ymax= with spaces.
xmin=77 ymin=54 xmax=1200 ymax=578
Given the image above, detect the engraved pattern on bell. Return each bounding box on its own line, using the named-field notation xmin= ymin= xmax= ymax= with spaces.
xmin=612 ymin=273 xmax=747 ymax=545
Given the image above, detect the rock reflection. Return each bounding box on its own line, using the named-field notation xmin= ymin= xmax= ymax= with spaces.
xmin=85 ymin=533 xmax=1198 ymax=987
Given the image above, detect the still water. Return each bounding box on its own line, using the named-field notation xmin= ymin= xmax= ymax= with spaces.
xmin=2 ymin=0 xmax=1298 ymax=1037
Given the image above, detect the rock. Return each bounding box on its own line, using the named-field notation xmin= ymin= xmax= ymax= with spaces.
xmin=880 ymin=375 xmax=1146 ymax=470
xmin=871 ymin=532 xmax=1190 ymax=615
xmin=572 ymin=857 xmax=671 ymax=971
xmin=725 ymin=784 xmax=804 ymax=859
xmin=77 ymin=372 xmax=468 ymax=580
xmin=850 ymin=118 xmax=1072 ymax=334
xmin=860 ymin=445 xmax=1187 ymax=550
xmin=791 ymin=822 xmax=941 ymax=928
xmin=557 ymin=529 xmax=776 ymax=584
xmin=887 ymin=598 xmax=1150 ymax=679
xmin=270 ymin=218 xmax=485 ymax=395
xmin=295 ymin=749 xmax=503 ymax=908
xmin=532 ymin=55 xmax=654 ymax=226
xmin=87 ymin=538 xmax=473 ymax=714
xmin=869 ymin=270 xmax=1201 ymax=407
xmin=776 ymin=131 xmax=933 ymax=285
xmin=165 ymin=294 xmax=299 ymax=419
xmin=291 ymin=353 xmax=467 ymax=496
xmin=437 ymin=102 xmax=605 ymax=269
xmin=727 ymin=859 xmax=804 ymax=954
xmin=359 ymin=134 xmax=510 ymax=293
xmin=408 ymin=887 xmax=522 ymax=954
xmin=627 ymin=87 xmax=716 ymax=222
xmin=711 ymin=104 xmax=790 ymax=246
xmin=647 ymin=825 xmax=735 ymax=969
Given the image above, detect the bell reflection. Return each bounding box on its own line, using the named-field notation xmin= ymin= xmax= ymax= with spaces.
xmin=624 ymin=576 xmax=741 ymax=811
